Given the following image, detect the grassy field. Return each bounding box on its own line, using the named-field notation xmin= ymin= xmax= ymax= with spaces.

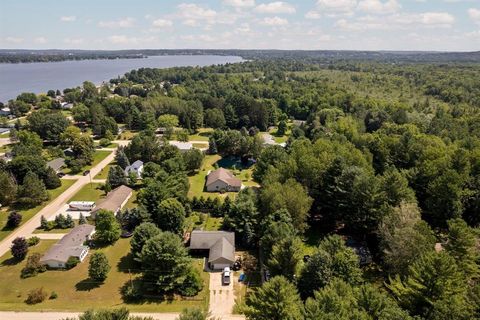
xmin=188 ymin=128 xmax=213 ymax=141
xmin=0 ymin=179 xmax=77 ymax=241
xmin=68 ymin=183 xmax=105 ymax=203
xmin=94 ymin=162 xmax=115 ymax=180
xmin=185 ymin=213 xmax=223 ymax=232
xmin=0 ymin=239 xmax=209 ymax=312
xmin=118 ymin=130 xmax=137 ymax=140
xmin=0 ymin=143 xmax=12 ymax=153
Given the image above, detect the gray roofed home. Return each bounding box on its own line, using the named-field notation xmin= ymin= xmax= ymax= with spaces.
xmin=47 ymin=157 xmax=65 ymax=173
xmin=205 ymin=168 xmax=242 ymax=192
xmin=40 ymin=224 xmax=95 ymax=268
xmin=125 ymin=160 xmax=144 ymax=179
xmin=189 ymin=230 xmax=235 ymax=270
xmin=91 ymin=185 xmax=133 ymax=218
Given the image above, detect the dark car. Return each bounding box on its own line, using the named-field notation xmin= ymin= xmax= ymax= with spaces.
xmin=83 ymin=170 xmax=90 ymax=176
xmin=57 ymin=172 xmax=66 ymax=178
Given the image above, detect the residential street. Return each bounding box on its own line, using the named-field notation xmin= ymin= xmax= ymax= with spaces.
xmin=0 ymin=142 xmax=128 ymax=258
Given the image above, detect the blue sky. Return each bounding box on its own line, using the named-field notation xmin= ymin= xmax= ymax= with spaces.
xmin=1 ymin=0 xmax=479 ymax=51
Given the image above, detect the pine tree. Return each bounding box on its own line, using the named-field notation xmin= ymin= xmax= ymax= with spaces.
xmin=245 ymin=276 xmax=304 ymax=320
xmin=267 ymin=235 xmax=303 ymax=281
xmin=107 ymin=165 xmax=127 ymax=189
xmin=17 ymin=171 xmax=49 ymax=207
xmin=79 ymin=213 xmax=87 ymax=225
xmin=115 ymin=147 xmax=130 ymax=169
xmin=65 ymin=214 xmax=75 ymax=228
xmin=40 ymin=215 xmax=48 ymax=229
xmin=88 ymin=252 xmax=111 ymax=282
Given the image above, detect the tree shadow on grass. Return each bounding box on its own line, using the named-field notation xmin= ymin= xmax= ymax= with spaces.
xmin=1 ymin=257 xmax=21 ymax=266
xmin=75 ymin=278 xmax=102 ymax=291
xmin=117 ymin=253 xmax=141 ymax=274
xmin=120 ymin=280 xmax=176 ymax=305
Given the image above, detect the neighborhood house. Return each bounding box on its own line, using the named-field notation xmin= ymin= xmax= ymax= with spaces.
xmin=125 ymin=160 xmax=144 ymax=179
xmin=169 ymin=141 xmax=193 ymax=152
xmin=189 ymin=230 xmax=235 ymax=270
xmin=206 ymin=168 xmax=242 ymax=192
xmin=40 ymin=224 xmax=95 ymax=268
xmin=47 ymin=157 xmax=66 ymax=173
xmin=91 ymin=185 xmax=133 ymax=218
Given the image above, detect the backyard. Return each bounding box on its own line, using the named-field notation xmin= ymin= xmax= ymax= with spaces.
xmin=0 ymin=179 xmax=77 ymax=241
xmin=0 ymin=238 xmax=209 ymax=312
xmin=188 ymin=155 xmax=257 ymax=199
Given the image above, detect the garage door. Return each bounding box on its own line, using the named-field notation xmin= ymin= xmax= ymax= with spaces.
xmin=212 ymin=263 xmax=231 ymax=270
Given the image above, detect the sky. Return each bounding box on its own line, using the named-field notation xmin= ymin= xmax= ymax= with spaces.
xmin=1 ymin=0 xmax=480 ymax=51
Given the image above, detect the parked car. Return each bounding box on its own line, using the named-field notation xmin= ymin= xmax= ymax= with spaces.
xmin=222 ymin=267 xmax=231 ymax=285
xmin=83 ymin=170 xmax=90 ymax=176
xmin=57 ymin=172 xmax=65 ymax=178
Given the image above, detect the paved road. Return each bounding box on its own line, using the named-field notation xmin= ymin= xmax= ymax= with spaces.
xmin=0 ymin=143 xmax=128 ymax=257
xmin=0 ymin=137 xmax=11 ymax=147
xmin=0 ymin=312 xmax=181 ymax=320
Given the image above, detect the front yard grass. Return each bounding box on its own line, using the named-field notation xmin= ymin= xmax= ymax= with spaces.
xmin=0 ymin=179 xmax=77 ymax=241
xmin=0 ymin=238 xmax=209 ymax=312
xmin=62 ymin=150 xmax=112 ymax=175
xmin=94 ymin=162 xmax=115 ymax=180
xmin=68 ymin=183 xmax=105 ymax=203
xmin=188 ymin=128 xmax=213 ymax=141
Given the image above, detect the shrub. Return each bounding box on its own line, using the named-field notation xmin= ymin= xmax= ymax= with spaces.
xmin=21 ymin=253 xmax=46 ymax=278
xmin=99 ymin=138 xmax=111 ymax=147
xmin=121 ymin=282 xmax=143 ymax=302
xmin=11 ymin=237 xmax=28 ymax=260
xmin=25 ymin=287 xmax=48 ymax=304
xmin=88 ymin=252 xmax=110 ymax=281
xmin=49 ymin=291 xmax=58 ymax=299
xmin=27 ymin=236 xmax=40 ymax=247
xmin=65 ymin=256 xmax=80 ymax=269
xmin=6 ymin=211 xmax=22 ymax=229
xmin=178 ymin=269 xmax=203 ymax=297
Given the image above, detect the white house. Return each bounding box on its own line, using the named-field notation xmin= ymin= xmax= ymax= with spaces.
xmin=125 ymin=160 xmax=144 ymax=179
xmin=0 ymin=107 xmax=11 ymax=117
xmin=169 ymin=141 xmax=193 ymax=152
xmin=40 ymin=224 xmax=95 ymax=268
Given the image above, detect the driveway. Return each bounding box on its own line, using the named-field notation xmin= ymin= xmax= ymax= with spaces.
xmin=209 ymin=271 xmax=236 ymax=318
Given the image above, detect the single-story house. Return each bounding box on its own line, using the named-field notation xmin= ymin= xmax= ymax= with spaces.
xmin=169 ymin=141 xmax=193 ymax=152
xmin=91 ymin=185 xmax=133 ymax=218
xmin=206 ymin=168 xmax=242 ymax=192
xmin=125 ymin=160 xmax=144 ymax=179
xmin=61 ymin=102 xmax=73 ymax=109
xmin=68 ymin=201 xmax=96 ymax=211
xmin=47 ymin=157 xmax=65 ymax=173
xmin=189 ymin=230 xmax=235 ymax=270
xmin=0 ymin=107 xmax=11 ymax=117
xmin=40 ymin=224 xmax=95 ymax=268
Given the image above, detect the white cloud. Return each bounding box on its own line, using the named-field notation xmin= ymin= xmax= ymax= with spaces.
xmin=60 ymin=16 xmax=76 ymax=22
xmin=357 ymin=0 xmax=400 ymax=14
xmin=98 ymin=17 xmax=135 ymax=28
xmin=177 ymin=3 xmax=217 ymax=19
xmin=255 ymin=2 xmax=296 ymax=14
xmin=64 ymin=38 xmax=84 ymax=45
xmin=421 ymin=12 xmax=455 ymax=26
xmin=5 ymin=37 xmax=24 ymax=44
xmin=34 ymin=37 xmax=47 ymax=44
xmin=316 ymin=0 xmax=357 ymax=14
xmin=223 ymin=0 xmax=255 ymax=8
xmin=152 ymin=19 xmax=173 ymax=27
xmin=468 ymin=8 xmax=480 ymax=25
xmin=260 ymin=16 xmax=289 ymax=26
xmin=305 ymin=11 xmax=322 ymax=19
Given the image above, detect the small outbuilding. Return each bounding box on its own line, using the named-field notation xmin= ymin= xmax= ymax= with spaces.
xmin=169 ymin=141 xmax=193 ymax=152
xmin=206 ymin=168 xmax=242 ymax=192
xmin=189 ymin=230 xmax=235 ymax=270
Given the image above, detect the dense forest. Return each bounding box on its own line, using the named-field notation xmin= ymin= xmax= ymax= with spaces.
xmin=1 ymin=55 xmax=480 ymax=319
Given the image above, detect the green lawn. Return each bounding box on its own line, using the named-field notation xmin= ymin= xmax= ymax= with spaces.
xmin=118 ymin=130 xmax=137 ymax=140
xmin=188 ymin=128 xmax=214 ymax=141
xmin=63 ymin=151 xmax=112 ymax=175
xmin=68 ymin=183 xmax=105 ymax=203
xmin=188 ymin=155 xmax=258 ymax=199
xmin=186 ymin=213 xmax=223 ymax=232
xmin=94 ymin=162 xmax=115 ymax=180
xmin=0 ymin=143 xmax=12 ymax=153
xmin=0 ymin=239 xmax=209 ymax=312
xmin=0 ymin=179 xmax=77 ymax=241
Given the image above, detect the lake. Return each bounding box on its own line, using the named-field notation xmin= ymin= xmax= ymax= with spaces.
xmin=0 ymin=55 xmax=243 ymax=103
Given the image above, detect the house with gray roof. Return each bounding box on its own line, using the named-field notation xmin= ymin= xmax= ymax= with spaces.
xmin=91 ymin=185 xmax=133 ymax=218
xmin=206 ymin=168 xmax=242 ymax=192
xmin=40 ymin=224 xmax=95 ymax=268
xmin=189 ymin=230 xmax=235 ymax=270
xmin=47 ymin=158 xmax=65 ymax=173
